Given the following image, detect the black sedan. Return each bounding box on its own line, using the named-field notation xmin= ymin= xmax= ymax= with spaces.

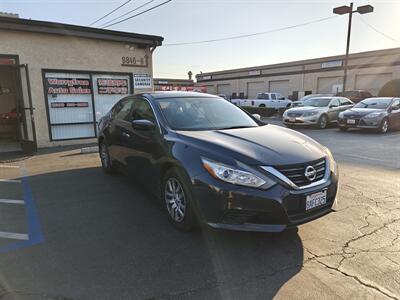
xmin=98 ymin=92 xmax=339 ymax=232
xmin=338 ymin=97 xmax=400 ymax=133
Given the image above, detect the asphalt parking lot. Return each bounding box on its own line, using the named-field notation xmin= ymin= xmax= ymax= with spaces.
xmin=0 ymin=120 xmax=399 ymax=300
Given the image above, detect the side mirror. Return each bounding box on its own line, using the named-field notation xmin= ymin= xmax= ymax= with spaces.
xmin=252 ymin=114 xmax=261 ymax=120
xmin=329 ymin=104 xmax=338 ymax=108
xmin=132 ymin=119 xmax=155 ymax=131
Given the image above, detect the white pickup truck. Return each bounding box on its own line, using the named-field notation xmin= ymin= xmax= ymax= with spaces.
xmin=231 ymin=92 xmax=292 ymax=109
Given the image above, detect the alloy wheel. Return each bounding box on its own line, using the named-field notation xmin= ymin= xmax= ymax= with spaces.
xmin=319 ymin=115 xmax=328 ymax=129
xmin=381 ymin=119 xmax=389 ymax=133
xmin=165 ymin=178 xmax=186 ymax=222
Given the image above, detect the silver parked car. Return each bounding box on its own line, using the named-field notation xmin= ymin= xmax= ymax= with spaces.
xmin=283 ymin=97 xmax=354 ymax=129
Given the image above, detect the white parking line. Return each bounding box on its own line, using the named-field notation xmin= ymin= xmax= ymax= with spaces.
xmin=0 ymin=199 xmax=24 ymax=205
xmin=0 ymin=231 xmax=29 ymax=240
xmin=0 ymin=179 xmax=22 ymax=183
xmin=0 ymin=165 xmax=20 ymax=169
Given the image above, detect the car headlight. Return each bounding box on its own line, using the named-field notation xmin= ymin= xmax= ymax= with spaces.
xmin=303 ymin=111 xmax=319 ymax=117
xmin=338 ymin=112 xmax=344 ymax=119
xmin=201 ymin=158 xmax=275 ymax=189
xmin=364 ymin=112 xmax=384 ymax=118
xmin=325 ymin=148 xmax=338 ymax=176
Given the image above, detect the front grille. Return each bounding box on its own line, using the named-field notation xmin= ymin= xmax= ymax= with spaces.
xmin=287 ymin=112 xmax=303 ymax=117
xmin=275 ymin=158 xmax=326 ymax=187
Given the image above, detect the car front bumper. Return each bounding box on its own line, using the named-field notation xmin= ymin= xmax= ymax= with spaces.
xmin=338 ymin=117 xmax=382 ymax=129
xmin=283 ymin=115 xmax=320 ymax=126
xmin=191 ymin=170 xmax=338 ymax=232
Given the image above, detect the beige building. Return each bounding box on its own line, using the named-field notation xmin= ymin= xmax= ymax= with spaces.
xmin=196 ymin=48 xmax=400 ymax=100
xmin=0 ymin=15 xmax=163 ymax=153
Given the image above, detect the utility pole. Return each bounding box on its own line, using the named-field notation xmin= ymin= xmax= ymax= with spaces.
xmin=333 ymin=3 xmax=373 ymax=92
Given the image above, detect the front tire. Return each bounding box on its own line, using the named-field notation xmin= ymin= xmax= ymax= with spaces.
xmin=318 ymin=115 xmax=328 ymax=129
xmin=378 ymin=118 xmax=389 ymax=134
xmin=162 ymin=168 xmax=196 ymax=232
xmin=99 ymin=140 xmax=114 ymax=174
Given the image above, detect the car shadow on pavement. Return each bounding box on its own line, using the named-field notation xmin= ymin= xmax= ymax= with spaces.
xmin=1 ymin=166 xmax=303 ymax=300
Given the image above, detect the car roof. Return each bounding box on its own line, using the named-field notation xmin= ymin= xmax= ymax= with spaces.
xmin=141 ymin=91 xmax=219 ymax=100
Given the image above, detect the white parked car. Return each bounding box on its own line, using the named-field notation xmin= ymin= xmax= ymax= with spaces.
xmin=231 ymin=92 xmax=292 ymax=109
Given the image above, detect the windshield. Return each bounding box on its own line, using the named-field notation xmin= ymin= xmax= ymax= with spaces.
xmin=354 ymin=98 xmax=392 ymax=109
xmin=303 ymin=98 xmax=331 ymax=107
xmin=157 ymin=97 xmax=259 ymax=131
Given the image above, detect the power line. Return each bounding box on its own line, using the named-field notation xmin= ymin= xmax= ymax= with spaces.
xmin=102 ymin=0 xmax=173 ymax=29
xmin=163 ymin=15 xmax=338 ymax=46
xmin=359 ymin=17 xmax=400 ymax=44
xmin=88 ymin=0 xmax=132 ymax=26
xmin=100 ymin=0 xmax=157 ymax=28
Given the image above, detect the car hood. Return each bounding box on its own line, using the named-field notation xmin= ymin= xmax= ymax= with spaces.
xmin=286 ymin=106 xmax=325 ymax=113
xmin=343 ymin=107 xmax=386 ymax=117
xmin=177 ymin=125 xmax=327 ymax=166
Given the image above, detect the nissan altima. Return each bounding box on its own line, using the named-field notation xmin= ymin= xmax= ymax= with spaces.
xmin=338 ymin=97 xmax=400 ymax=133
xmin=98 ymin=92 xmax=339 ymax=232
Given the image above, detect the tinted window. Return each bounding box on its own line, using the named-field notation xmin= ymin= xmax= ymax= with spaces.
xmin=271 ymin=94 xmax=276 ymax=100
xmin=354 ymin=98 xmax=392 ymax=109
xmin=132 ymin=99 xmax=156 ymax=122
xmin=257 ymin=93 xmax=269 ymax=99
xmin=304 ymin=98 xmax=332 ymax=107
xmin=157 ymin=97 xmax=258 ymax=131
xmin=114 ymin=99 xmax=134 ymax=121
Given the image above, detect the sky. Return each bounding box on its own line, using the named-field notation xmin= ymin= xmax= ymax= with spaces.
xmin=1 ymin=0 xmax=400 ymax=80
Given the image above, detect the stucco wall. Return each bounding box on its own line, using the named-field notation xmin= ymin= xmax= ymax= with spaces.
xmin=0 ymin=29 xmax=155 ymax=148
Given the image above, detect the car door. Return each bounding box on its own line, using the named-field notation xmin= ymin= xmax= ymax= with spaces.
xmin=106 ymin=98 xmax=135 ymax=166
xmin=124 ymin=97 xmax=163 ymax=187
xmin=270 ymin=93 xmax=278 ymax=108
xmin=327 ymin=98 xmax=340 ymax=122
xmin=389 ymin=99 xmax=400 ymax=128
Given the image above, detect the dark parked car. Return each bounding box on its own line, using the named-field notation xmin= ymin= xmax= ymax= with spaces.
xmin=338 ymin=97 xmax=400 ymax=133
xmin=338 ymin=90 xmax=373 ymax=103
xmin=98 ymin=92 xmax=339 ymax=232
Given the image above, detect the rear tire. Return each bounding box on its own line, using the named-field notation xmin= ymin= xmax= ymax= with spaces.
xmin=318 ymin=115 xmax=328 ymax=129
xmin=99 ymin=140 xmax=115 ymax=174
xmin=162 ymin=168 xmax=196 ymax=232
xmin=259 ymin=104 xmax=266 ymax=108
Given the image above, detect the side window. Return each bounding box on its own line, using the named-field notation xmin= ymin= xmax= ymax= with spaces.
xmin=330 ymin=99 xmax=340 ymax=107
xmin=132 ymin=98 xmax=156 ymax=122
xmin=340 ymin=98 xmax=352 ymax=106
xmin=271 ymin=94 xmax=276 ymax=100
xmin=392 ymin=99 xmax=400 ymax=110
xmin=111 ymin=100 xmax=124 ymax=118
xmin=114 ymin=99 xmax=134 ymax=121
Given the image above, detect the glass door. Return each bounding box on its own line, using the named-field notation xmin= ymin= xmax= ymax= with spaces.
xmin=17 ymin=64 xmax=37 ymax=153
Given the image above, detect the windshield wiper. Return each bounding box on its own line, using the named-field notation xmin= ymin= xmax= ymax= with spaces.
xmin=217 ymin=125 xmax=257 ymax=130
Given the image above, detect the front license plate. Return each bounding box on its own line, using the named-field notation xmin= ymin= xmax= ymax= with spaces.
xmin=306 ymin=190 xmax=327 ymax=211
xmin=347 ymin=119 xmax=356 ymax=124
xmin=289 ymin=117 xmax=296 ymax=122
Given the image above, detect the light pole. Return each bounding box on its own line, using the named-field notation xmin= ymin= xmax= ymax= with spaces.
xmin=333 ymin=3 xmax=374 ymax=92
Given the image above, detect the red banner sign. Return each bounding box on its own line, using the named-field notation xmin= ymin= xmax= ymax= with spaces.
xmin=46 ymin=78 xmax=92 ymax=95
xmin=157 ymin=86 xmax=207 ymax=93
xmin=97 ymin=78 xmax=128 ymax=95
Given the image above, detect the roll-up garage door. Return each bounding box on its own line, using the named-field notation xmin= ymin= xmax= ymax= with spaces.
xmin=355 ymin=73 xmax=392 ymax=96
xmin=205 ymin=85 xmax=216 ymax=95
xmin=217 ymin=84 xmax=231 ymax=97
xmin=247 ymin=82 xmax=265 ymax=99
xmin=317 ymin=76 xmax=343 ymax=94
xmin=269 ymin=80 xmax=290 ymax=97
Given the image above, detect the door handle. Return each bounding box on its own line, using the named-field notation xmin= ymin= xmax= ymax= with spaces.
xmin=122 ymin=132 xmax=130 ymax=138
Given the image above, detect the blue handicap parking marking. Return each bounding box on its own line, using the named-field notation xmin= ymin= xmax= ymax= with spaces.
xmin=0 ymin=163 xmax=44 ymax=253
